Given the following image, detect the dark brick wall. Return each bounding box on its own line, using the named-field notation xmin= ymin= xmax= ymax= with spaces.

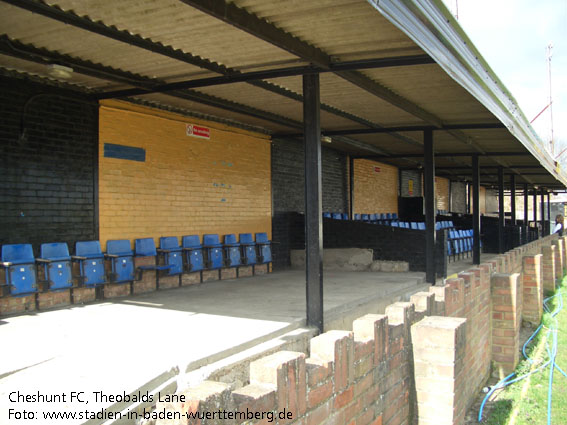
xmin=271 ymin=138 xmax=349 ymax=213
xmin=271 ymin=138 xmax=349 ymax=269
xmin=274 ymin=212 xmax=447 ymax=276
xmin=0 ymin=76 xmax=98 ymax=255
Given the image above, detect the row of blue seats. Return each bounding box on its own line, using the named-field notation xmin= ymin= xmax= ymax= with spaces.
xmin=447 ymin=229 xmax=476 ymax=258
xmin=354 ymin=213 xmax=398 ymax=222
xmin=0 ymin=233 xmax=272 ymax=297
xmin=324 ymin=212 xmax=349 ymax=220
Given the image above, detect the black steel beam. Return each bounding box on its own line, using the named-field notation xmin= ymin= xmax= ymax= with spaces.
xmin=276 ymin=123 xmax=506 ymax=138
xmin=179 ymin=0 xmax=446 ymax=127
xmin=510 ymin=174 xmax=516 ymax=225
xmin=0 ymin=35 xmax=304 ymax=130
xmin=303 ymin=73 xmax=323 ymax=332
xmin=423 ymin=129 xmax=436 ymax=284
xmin=96 ymin=54 xmax=435 ymax=99
xmin=472 ymin=156 xmax=481 ymax=264
xmin=547 ymin=192 xmax=551 ymax=225
xmin=2 ymin=1 xmax=410 ymax=143
xmin=359 ymin=152 xmax=530 ymax=159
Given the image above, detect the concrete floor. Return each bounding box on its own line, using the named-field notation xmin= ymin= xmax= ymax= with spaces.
xmin=0 ymin=269 xmax=427 ymax=425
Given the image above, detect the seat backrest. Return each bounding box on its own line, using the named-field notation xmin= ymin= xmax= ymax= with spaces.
xmin=391 ymin=222 xmax=399 ymax=227
xmin=354 ymin=214 xmax=361 ymax=220
xmin=323 ymin=212 xmax=332 ymax=218
xmin=107 ymin=239 xmax=133 ymax=255
xmin=135 ymin=238 xmax=157 ymax=256
xmin=182 ymin=235 xmax=202 ymax=248
xmin=362 ymin=214 xmax=369 ymax=221
xmin=224 ymin=234 xmax=239 ymax=245
xmin=418 ymin=223 xmax=426 ymax=230
xmin=2 ymin=244 xmax=35 ymax=264
xmin=370 ymin=214 xmax=377 ymax=221
xmin=341 ymin=213 xmax=348 ymax=220
xmin=40 ymin=242 xmax=70 ymax=260
xmin=160 ymin=236 xmax=180 ymax=250
xmin=410 ymin=222 xmax=418 ymax=229
xmin=386 ymin=213 xmax=393 ymax=219
xmin=203 ymin=234 xmax=221 ymax=246
xmin=75 ymin=241 xmax=103 ymax=258
xmin=239 ymin=233 xmax=254 ymax=245
xmin=392 ymin=213 xmax=398 ymax=219
xmin=332 ymin=213 xmax=342 ymax=220
xmin=255 ymin=232 xmax=270 ymax=244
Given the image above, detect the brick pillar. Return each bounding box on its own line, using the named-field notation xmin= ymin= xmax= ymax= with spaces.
xmin=552 ymin=239 xmax=564 ymax=280
xmin=491 ymin=273 xmax=521 ymax=378
xmin=412 ymin=316 xmax=467 ymax=425
xmin=562 ymin=236 xmax=567 ymax=274
xmin=522 ymin=255 xmax=543 ymax=326
xmin=541 ymin=245 xmax=556 ymax=292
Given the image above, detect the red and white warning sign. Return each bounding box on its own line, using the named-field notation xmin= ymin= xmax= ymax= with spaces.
xmin=186 ymin=123 xmax=210 ymax=139
xmin=374 ymin=166 xmax=381 ymax=173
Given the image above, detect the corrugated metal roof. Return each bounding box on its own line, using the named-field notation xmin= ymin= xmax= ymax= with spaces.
xmin=0 ymin=0 xmax=563 ymax=187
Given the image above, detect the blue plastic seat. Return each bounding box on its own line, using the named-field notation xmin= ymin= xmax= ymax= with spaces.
xmin=410 ymin=222 xmax=418 ymax=229
xmin=391 ymin=221 xmax=399 ymax=227
xmin=392 ymin=213 xmax=398 ymax=219
xmin=39 ymin=242 xmax=73 ymax=291
xmin=223 ymin=234 xmax=242 ymax=267
xmin=135 ymin=238 xmax=173 ymax=275
xmin=74 ymin=241 xmax=106 ymax=287
xmin=1 ymin=244 xmax=38 ymax=296
xmin=255 ymin=232 xmax=272 ymax=264
xmin=203 ymin=234 xmax=223 ymax=269
xmin=239 ymin=233 xmax=257 ymax=265
xmin=417 ymin=222 xmax=426 ymax=230
xmin=159 ymin=237 xmax=183 ymax=275
xmin=369 ymin=214 xmax=377 ymax=223
xmin=182 ymin=235 xmax=204 ymax=272
xmin=332 ymin=213 xmax=342 ymax=220
xmin=323 ymin=212 xmax=332 ymax=218
xmin=106 ymin=240 xmax=135 ymax=283
xmin=354 ymin=214 xmax=361 ymax=220
xmin=341 ymin=213 xmax=349 ymax=220
xmin=362 ymin=214 xmax=370 ymax=221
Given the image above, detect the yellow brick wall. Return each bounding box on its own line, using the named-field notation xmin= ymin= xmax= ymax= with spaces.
xmin=435 ymin=177 xmax=450 ymax=211
xmin=98 ymin=100 xmax=271 ymax=248
xmin=353 ymin=159 xmax=398 ymax=214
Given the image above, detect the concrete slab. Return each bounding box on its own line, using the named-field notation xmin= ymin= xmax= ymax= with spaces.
xmin=0 ymin=269 xmax=425 ymax=424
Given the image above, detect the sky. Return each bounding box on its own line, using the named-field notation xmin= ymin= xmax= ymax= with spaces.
xmin=442 ymin=0 xmax=567 ymax=161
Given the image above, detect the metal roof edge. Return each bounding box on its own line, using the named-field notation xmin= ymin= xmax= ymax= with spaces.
xmin=367 ymin=0 xmax=567 ymax=187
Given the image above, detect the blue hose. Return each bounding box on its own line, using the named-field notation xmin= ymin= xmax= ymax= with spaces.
xmin=478 ymin=288 xmax=564 ymax=423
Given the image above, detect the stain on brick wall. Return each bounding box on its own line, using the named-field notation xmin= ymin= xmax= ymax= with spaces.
xmin=98 ymin=100 xmax=271 ymax=247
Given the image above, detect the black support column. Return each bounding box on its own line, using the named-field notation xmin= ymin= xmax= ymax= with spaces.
xmin=540 ymin=188 xmax=545 ymax=234
xmin=547 ymin=192 xmax=551 ymax=229
xmin=524 ymin=184 xmax=529 ymax=225
xmin=424 ymin=129 xmax=436 ymax=284
xmin=472 ymin=155 xmax=481 ymax=264
xmin=524 ymin=183 xmax=529 ymax=243
xmin=498 ymin=166 xmax=505 ymax=253
xmin=303 ymin=73 xmax=323 ymax=332
xmin=533 ymin=189 xmax=538 ymax=229
xmin=349 ymin=156 xmax=354 ymax=220
xmin=510 ymin=174 xmax=516 ymax=225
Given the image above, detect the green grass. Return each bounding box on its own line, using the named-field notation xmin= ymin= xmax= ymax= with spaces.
xmin=481 ymin=277 xmax=567 ymax=425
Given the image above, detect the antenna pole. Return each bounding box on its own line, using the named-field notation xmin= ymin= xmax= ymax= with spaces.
xmin=547 ymin=44 xmax=554 ymax=154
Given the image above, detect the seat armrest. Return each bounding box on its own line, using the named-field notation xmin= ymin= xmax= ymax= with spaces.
xmin=71 ymin=255 xmax=87 ymax=261
xmin=105 ymin=254 xmax=118 ymax=258
xmin=157 ymin=248 xmax=170 ymax=253
xmin=36 ymin=258 xmax=51 ymax=263
xmin=1 ymin=261 xmax=13 ymax=267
